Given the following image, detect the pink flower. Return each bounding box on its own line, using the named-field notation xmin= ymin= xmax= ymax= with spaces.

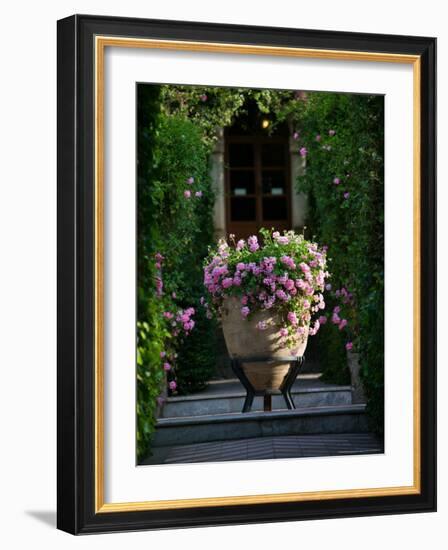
xmin=293 ymin=132 xmax=300 ymax=140
xmin=186 ymin=176 xmax=194 ymax=184
xmin=333 ymin=306 xmax=341 ymax=314
xmin=248 ymin=235 xmax=259 ymax=252
xmin=299 ymin=147 xmax=307 ymax=157
xmin=160 ymin=351 xmax=166 ymax=358
xmin=241 ymin=295 xmax=248 ymax=305
xmin=309 ymin=319 xmax=320 ymax=336
xmin=256 ymin=321 xmax=267 ymax=331
xmin=329 ymin=129 xmax=336 ymax=136
xmin=280 ymin=328 xmax=288 ymax=337
xmin=163 ymin=362 xmax=171 ymax=371
xmin=343 ymin=192 xmax=350 ymax=199
xmin=276 ymin=236 xmax=289 ymax=245
xmin=222 ymin=277 xmax=233 ymax=289
xmin=276 ymin=289 xmax=288 ymax=301
xmin=299 ymin=262 xmax=310 ymax=273
xmin=169 ymin=380 xmax=177 ymax=391
xmin=236 ymin=262 xmax=246 ymax=271
xmin=315 ymin=134 xmax=321 ymax=142
xmin=195 ymin=191 xmax=203 ymax=198
xmin=184 ymin=190 xmax=191 ymax=198
xmin=325 ymin=284 xmax=332 ymax=291
xmin=284 ymin=278 xmax=295 ymax=291
xmin=333 ymin=177 xmax=340 ymax=185
xmin=318 ymin=315 xmax=327 ymax=325
xmin=236 ymin=239 xmax=245 ymax=251
xmin=241 ymin=306 xmax=250 ymax=318
xmin=200 ymin=94 xmax=208 ymax=102
xmin=346 ymin=342 xmax=353 ymax=351
xmin=281 ymin=255 xmax=296 ymax=269
xmin=163 ymin=311 xmax=174 ymax=319
xmin=339 ymin=319 xmax=348 ymax=330
xmin=287 ymin=311 xmax=298 ymax=326
xmin=331 ymin=312 xmax=341 ymax=325
xmin=303 ymin=300 xmax=311 ymax=309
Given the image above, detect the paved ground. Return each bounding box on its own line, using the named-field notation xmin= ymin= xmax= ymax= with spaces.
xmin=142 ymin=433 xmax=383 ymax=465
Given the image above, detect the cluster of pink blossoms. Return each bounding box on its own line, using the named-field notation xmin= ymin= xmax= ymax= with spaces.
xmin=184 ymin=176 xmax=203 ymax=199
xmin=153 ymin=252 xmax=198 ymax=397
xmin=317 ymin=285 xmax=355 ymax=351
xmin=157 ymin=350 xmax=178 ymax=397
xmin=203 ymin=229 xmax=329 ymax=341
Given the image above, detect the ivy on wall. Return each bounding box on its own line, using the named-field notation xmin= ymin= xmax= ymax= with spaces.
xmin=293 ymin=92 xmax=385 ymax=433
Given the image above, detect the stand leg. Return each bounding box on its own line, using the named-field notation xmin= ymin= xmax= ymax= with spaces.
xmin=283 ymin=390 xmax=295 ymax=410
xmin=243 ymin=391 xmax=254 ymax=413
xmin=264 ymin=394 xmax=272 ymax=412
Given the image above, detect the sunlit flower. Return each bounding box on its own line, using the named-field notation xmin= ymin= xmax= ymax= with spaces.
xmin=241 ymin=306 xmax=250 ymax=318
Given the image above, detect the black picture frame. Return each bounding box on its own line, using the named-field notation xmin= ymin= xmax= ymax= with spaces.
xmin=57 ymin=14 xmax=436 ymax=534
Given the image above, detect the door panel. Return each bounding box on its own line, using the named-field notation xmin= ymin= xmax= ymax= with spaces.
xmin=226 ymin=136 xmax=290 ymax=239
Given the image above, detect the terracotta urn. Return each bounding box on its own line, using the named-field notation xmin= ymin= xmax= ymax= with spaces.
xmin=221 ymin=297 xmax=308 ymax=391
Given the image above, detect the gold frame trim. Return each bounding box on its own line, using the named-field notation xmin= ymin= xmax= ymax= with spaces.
xmin=94 ymin=36 xmax=421 ymax=513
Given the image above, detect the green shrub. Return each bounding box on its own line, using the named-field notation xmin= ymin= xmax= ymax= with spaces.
xmin=294 ymin=92 xmax=384 ymax=433
xmin=137 ymin=85 xmax=217 ymax=460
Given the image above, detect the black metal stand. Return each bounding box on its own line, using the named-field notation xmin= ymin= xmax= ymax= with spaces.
xmin=230 ymin=356 xmax=304 ymax=413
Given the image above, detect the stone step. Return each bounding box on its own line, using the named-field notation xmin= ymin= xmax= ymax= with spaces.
xmin=162 ymin=376 xmax=352 ymax=418
xmin=153 ymin=404 xmax=368 ymax=447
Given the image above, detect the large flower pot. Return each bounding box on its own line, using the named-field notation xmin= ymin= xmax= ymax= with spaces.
xmin=221 ymin=297 xmax=308 ymax=392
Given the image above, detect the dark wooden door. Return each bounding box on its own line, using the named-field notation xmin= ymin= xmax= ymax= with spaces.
xmin=225 ymin=136 xmax=291 ymax=240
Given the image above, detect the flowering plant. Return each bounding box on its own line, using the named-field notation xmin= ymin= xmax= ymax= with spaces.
xmin=203 ymin=229 xmax=329 ymax=341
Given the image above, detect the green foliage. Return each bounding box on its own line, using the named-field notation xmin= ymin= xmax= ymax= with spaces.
xmin=137 ymin=86 xmax=217 ymax=460
xmin=294 ymin=92 xmax=384 ymax=433
xmin=161 ymin=86 xmax=296 ymax=144
xmin=317 ymin=323 xmax=351 ymax=386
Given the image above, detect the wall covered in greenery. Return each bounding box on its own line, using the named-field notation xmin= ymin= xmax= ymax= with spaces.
xmin=137 ymin=85 xmax=217 ymax=461
xmin=293 ymin=92 xmax=384 ymax=432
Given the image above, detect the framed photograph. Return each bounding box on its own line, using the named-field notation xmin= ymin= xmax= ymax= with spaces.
xmin=57 ymin=14 xmax=436 ymax=534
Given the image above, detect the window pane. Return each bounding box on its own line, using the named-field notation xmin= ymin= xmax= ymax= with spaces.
xmin=228 ymin=143 xmax=254 ymax=167
xmin=261 ymin=143 xmax=286 ymax=166
xmin=230 ymin=197 xmax=256 ymax=221
xmin=262 ymin=197 xmax=287 ymax=221
xmin=229 ymin=170 xmax=255 ymax=195
xmin=262 ymin=171 xmax=286 ymax=194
